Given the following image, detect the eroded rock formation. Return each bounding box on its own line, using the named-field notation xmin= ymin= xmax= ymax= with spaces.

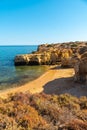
xmin=74 ymin=51 xmax=87 ymax=83
xmin=14 ymin=41 xmax=87 ymax=67
xmin=14 ymin=41 xmax=87 ymax=83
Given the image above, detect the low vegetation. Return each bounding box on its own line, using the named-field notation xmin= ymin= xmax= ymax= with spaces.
xmin=0 ymin=92 xmax=87 ymax=130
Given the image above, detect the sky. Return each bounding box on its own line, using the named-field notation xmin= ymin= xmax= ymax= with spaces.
xmin=0 ymin=0 xmax=87 ymax=45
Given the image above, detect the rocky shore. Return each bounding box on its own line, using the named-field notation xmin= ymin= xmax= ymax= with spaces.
xmin=15 ymin=42 xmax=74 ymax=66
xmin=14 ymin=41 xmax=86 ymax=66
xmin=15 ymin=41 xmax=87 ymax=83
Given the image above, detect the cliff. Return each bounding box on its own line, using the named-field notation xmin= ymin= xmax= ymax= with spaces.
xmin=14 ymin=41 xmax=87 ymax=83
xmin=15 ymin=41 xmax=87 ymax=66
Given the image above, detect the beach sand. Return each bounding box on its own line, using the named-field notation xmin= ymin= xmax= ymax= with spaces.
xmin=0 ymin=66 xmax=87 ymax=99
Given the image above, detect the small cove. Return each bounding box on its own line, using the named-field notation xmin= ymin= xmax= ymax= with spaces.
xmin=0 ymin=45 xmax=49 ymax=90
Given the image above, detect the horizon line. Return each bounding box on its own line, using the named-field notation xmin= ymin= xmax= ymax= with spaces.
xmin=0 ymin=40 xmax=87 ymax=46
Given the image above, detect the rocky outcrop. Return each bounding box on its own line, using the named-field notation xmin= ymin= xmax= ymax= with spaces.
xmin=15 ymin=49 xmax=73 ymax=66
xmin=74 ymin=51 xmax=87 ymax=83
xmin=15 ymin=54 xmax=31 ymax=65
xmin=15 ymin=53 xmax=51 ymax=66
xmin=14 ymin=41 xmax=87 ymax=66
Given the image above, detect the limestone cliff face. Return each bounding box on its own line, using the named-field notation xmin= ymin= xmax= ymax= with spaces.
xmin=15 ymin=54 xmax=32 ymax=65
xmin=14 ymin=41 xmax=87 ymax=67
xmin=14 ymin=41 xmax=87 ymax=84
xmin=15 ymin=53 xmax=51 ymax=66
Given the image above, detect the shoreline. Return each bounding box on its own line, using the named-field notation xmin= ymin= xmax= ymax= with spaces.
xmin=0 ymin=66 xmax=74 ymax=98
xmin=0 ymin=67 xmax=87 ymax=99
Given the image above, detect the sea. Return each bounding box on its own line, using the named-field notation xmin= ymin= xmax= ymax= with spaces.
xmin=0 ymin=45 xmax=49 ymax=90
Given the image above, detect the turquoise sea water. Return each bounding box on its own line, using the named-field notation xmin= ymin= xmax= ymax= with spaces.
xmin=0 ymin=46 xmax=49 ymax=90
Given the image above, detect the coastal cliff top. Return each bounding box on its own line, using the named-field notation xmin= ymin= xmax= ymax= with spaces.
xmin=37 ymin=41 xmax=87 ymax=51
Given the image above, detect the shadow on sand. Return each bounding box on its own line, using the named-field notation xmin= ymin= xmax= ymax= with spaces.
xmin=43 ymin=76 xmax=87 ymax=97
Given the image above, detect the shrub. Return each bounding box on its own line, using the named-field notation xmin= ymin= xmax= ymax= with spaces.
xmin=0 ymin=92 xmax=87 ymax=130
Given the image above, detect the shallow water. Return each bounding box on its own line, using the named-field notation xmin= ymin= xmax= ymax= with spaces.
xmin=0 ymin=46 xmax=49 ymax=90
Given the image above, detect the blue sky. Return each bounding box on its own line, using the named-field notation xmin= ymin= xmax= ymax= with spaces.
xmin=0 ymin=0 xmax=87 ymax=45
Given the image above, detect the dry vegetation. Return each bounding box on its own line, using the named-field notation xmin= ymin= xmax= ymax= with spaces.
xmin=0 ymin=92 xmax=87 ymax=130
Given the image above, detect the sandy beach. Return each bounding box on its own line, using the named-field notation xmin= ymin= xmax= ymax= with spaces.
xmin=0 ymin=66 xmax=87 ymax=99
